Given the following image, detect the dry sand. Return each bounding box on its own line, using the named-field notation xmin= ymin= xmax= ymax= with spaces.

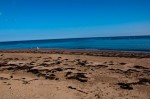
xmin=0 ymin=50 xmax=150 ymax=99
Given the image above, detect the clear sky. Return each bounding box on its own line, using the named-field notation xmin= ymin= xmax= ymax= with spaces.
xmin=0 ymin=0 xmax=150 ymax=41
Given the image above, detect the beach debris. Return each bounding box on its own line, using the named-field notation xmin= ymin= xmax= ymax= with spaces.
xmin=68 ymin=86 xmax=88 ymax=94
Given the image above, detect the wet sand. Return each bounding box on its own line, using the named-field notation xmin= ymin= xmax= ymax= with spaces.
xmin=0 ymin=50 xmax=150 ymax=99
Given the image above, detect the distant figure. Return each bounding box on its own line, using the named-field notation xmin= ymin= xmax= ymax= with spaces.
xmin=36 ymin=47 xmax=39 ymax=50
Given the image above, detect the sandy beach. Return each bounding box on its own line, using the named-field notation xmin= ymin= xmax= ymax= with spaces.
xmin=0 ymin=49 xmax=150 ymax=99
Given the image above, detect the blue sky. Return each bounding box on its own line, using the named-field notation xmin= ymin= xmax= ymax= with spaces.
xmin=0 ymin=0 xmax=150 ymax=41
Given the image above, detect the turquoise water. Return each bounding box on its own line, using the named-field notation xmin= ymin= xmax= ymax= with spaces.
xmin=0 ymin=36 xmax=150 ymax=52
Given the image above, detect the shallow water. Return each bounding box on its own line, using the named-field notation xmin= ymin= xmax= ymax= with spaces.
xmin=0 ymin=36 xmax=150 ymax=52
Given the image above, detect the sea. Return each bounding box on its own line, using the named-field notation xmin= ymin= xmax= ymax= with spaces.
xmin=0 ymin=36 xmax=150 ymax=52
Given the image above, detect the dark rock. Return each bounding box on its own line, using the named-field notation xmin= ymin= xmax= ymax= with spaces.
xmin=68 ymin=86 xmax=76 ymax=89
xmin=0 ymin=77 xmax=9 ymax=80
xmin=54 ymin=68 xmax=63 ymax=71
xmin=124 ymin=69 xmax=140 ymax=74
xmin=22 ymin=81 xmax=30 ymax=84
xmin=7 ymin=83 xmax=11 ymax=85
xmin=66 ymin=72 xmax=88 ymax=82
xmin=7 ymin=65 xmax=32 ymax=71
xmin=134 ymin=65 xmax=149 ymax=69
xmin=137 ymin=78 xmax=150 ymax=85
xmin=75 ymin=59 xmax=81 ymax=62
xmin=55 ymin=61 xmax=62 ymax=64
xmin=10 ymin=75 xmax=13 ymax=78
xmin=7 ymin=67 xmax=14 ymax=70
xmin=50 ymin=68 xmax=63 ymax=73
xmin=95 ymin=65 xmax=108 ymax=68
xmin=77 ymin=61 xmax=87 ymax=66
xmin=55 ymin=78 xmax=59 ymax=80
xmin=43 ymin=60 xmax=50 ymax=62
xmin=30 ymin=62 xmax=35 ymax=65
xmin=120 ymin=63 xmax=126 ymax=65
xmin=143 ymin=70 xmax=150 ymax=75
xmin=45 ymin=76 xmax=55 ymax=80
xmin=45 ymin=74 xmax=57 ymax=80
xmin=39 ymin=63 xmax=49 ymax=67
xmin=22 ymin=78 xmax=26 ymax=79
xmin=65 ymin=72 xmax=72 ymax=77
xmin=0 ymin=62 xmax=8 ymax=67
xmin=64 ymin=59 xmax=68 ymax=61
xmin=27 ymin=69 xmax=40 ymax=74
xmin=65 ymin=68 xmax=76 ymax=70
xmin=8 ymin=64 xmax=18 ymax=66
xmin=118 ymin=83 xmax=133 ymax=90
xmin=7 ymin=58 xmax=13 ymax=60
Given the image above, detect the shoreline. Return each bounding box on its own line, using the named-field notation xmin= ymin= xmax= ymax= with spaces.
xmin=0 ymin=49 xmax=150 ymax=58
xmin=0 ymin=48 xmax=150 ymax=53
